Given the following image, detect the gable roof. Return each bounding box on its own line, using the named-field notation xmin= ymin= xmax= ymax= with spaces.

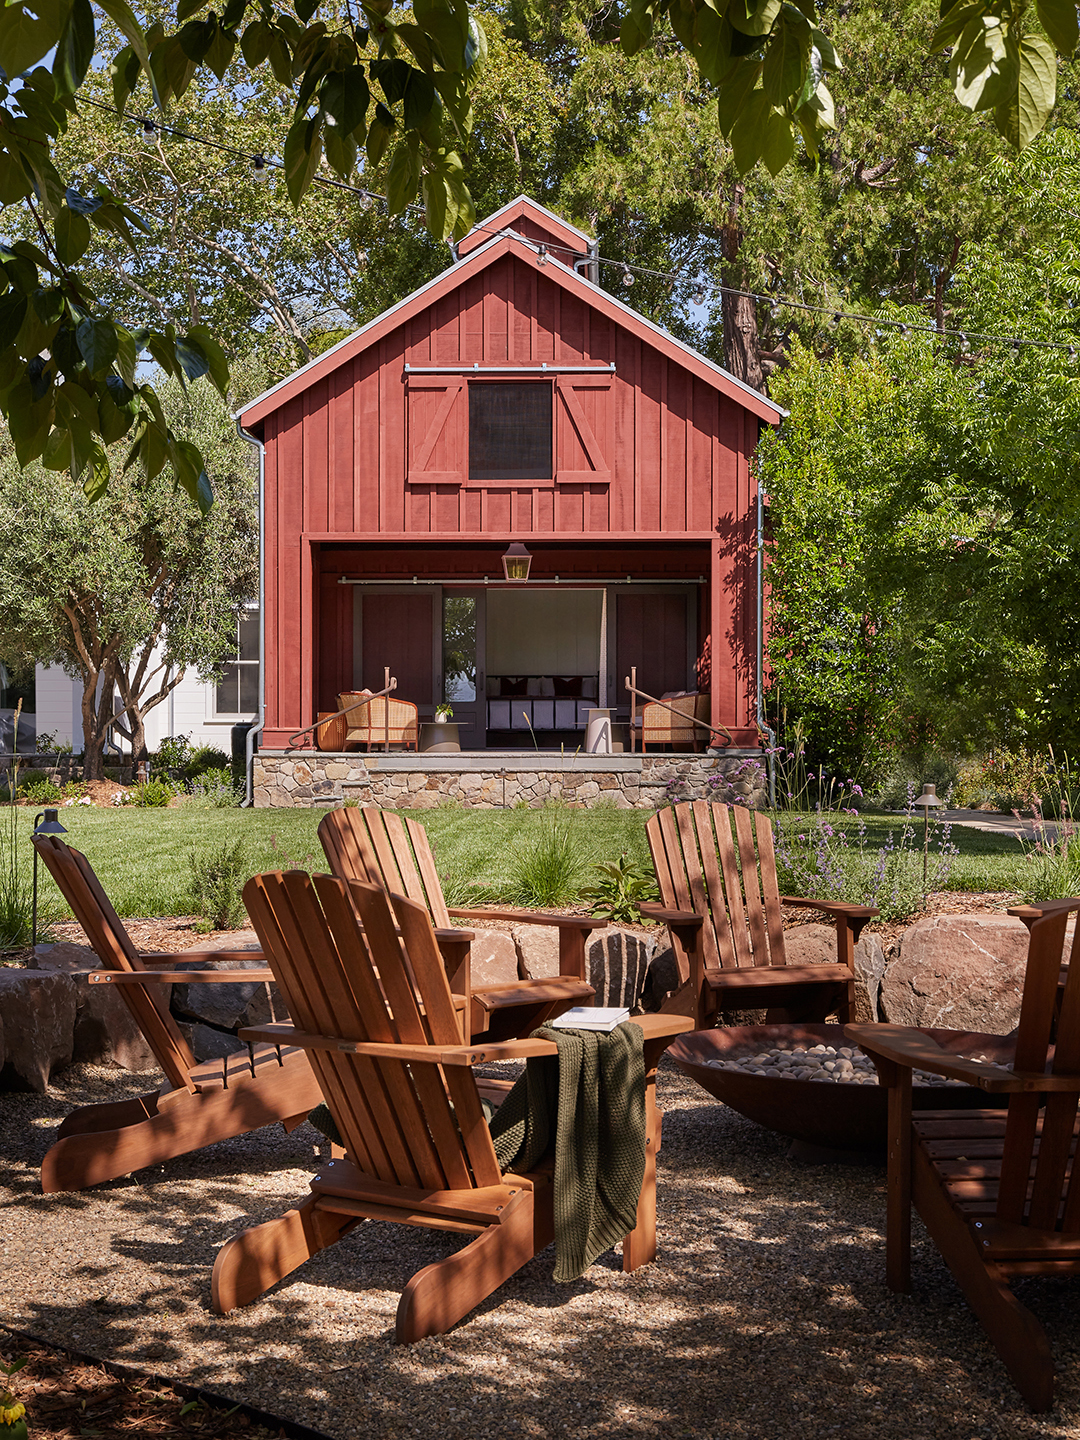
xmin=238 ymin=199 xmax=785 ymax=428
xmin=455 ymin=195 xmax=594 ymax=259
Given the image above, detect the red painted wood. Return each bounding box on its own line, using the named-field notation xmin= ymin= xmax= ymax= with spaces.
xmin=244 ymin=201 xmax=777 ymax=750
xmin=616 ymin=594 xmax=691 ymax=703
xmin=360 ymin=594 xmax=435 ymax=704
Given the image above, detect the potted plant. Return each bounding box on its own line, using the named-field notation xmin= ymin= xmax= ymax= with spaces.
xmin=434 ymin=703 xmax=454 ymax=722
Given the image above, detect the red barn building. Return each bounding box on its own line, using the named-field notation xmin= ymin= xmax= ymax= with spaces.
xmin=238 ymin=198 xmax=782 ymax=799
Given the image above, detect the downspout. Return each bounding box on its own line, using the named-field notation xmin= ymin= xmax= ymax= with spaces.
xmin=236 ymin=419 xmax=265 ymax=807
xmin=755 ymin=452 xmax=777 ymax=808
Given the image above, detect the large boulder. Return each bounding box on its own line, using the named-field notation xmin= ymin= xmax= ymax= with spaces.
xmin=784 ymin=923 xmax=887 ymax=1022
xmin=586 ymin=927 xmax=657 ymax=1009
xmin=512 ymin=923 xmax=562 ymax=980
xmin=30 ymin=942 xmax=159 ymax=1071
xmin=0 ymin=968 xmax=76 ymax=1091
xmin=467 ymin=929 xmax=520 ymax=988
xmin=880 ymin=913 xmax=1051 ymax=1034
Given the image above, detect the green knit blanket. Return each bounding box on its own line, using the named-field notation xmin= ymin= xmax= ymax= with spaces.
xmin=488 ymin=1021 xmax=647 ymax=1283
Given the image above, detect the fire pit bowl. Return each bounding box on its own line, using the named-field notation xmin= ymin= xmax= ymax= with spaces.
xmin=669 ymin=1023 xmax=1017 ymax=1154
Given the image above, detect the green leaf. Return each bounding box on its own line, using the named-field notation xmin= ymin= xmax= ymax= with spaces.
xmin=55 ymin=0 xmax=94 ymax=95
xmin=930 ymin=0 xmax=985 ymax=51
xmin=810 ymin=25 xmax=841 ymax=69
xmin=110 ymin=45 xmax=140 ymax=111
xmin=693 ymin=5 xmax=731 ymax=83
xmin=320 ymin=66 xmax=369 ymax=135
xmin=55 ymin=205 xmax=91 ymax=266
xmin=730 ymin=0 xmax=782 ymax=38
xmin=76 ymin=317 xmax=119 ymax=375
xmin=241 ymin=18 xmax=273 ymax=66
xmin=324 ymin=124 xmax=358 ymax=176
xmin=41 ymin=425 xmax=71 ymax=471
xmin=761 ymin=107 xmax=796 ymax=173
xmin=0 ymin=150 xmax=31 ymax=205
xmin=716 ymin=60 xmax=763 ymax=138
xmin=82 ymin=442 xmax=111 ymax=501
xmin=385 ymin=138 xmax=421 ymax=213
xmin=115 ymin=326 xmax=137 ymax=388
xmin=268 ymin=33 xmax=293 ymax=85
xmin=0 ymin=292 xmax=28 ymax=347
xmin=730 ymin=86 xmax=773 ymax=172
xmin=763 ymin=8 xmax=811 ymax=103
xmin=1035 ymin=0 xmax=1078 ymax=54
xmin=283 ymin=114 xmax=324 ymax=207
xmin=185 ymin=324 xmax=230 ymax=395
xmin=993 ymin=31 xmax=1057 ymax=148
xmin=97 ymin=0 xmax=155 ymax=104
xmin=401 ymin=67 xmax=437 ymax=130
xmin=0 ymin=0 xmax=73 ymax=83
xmin=174 ymin=337 xmax=210 ymax=383
xmin=295 ymin=0 xmax=318 ymax=22
xmin=204 ymin=20 xmax=236 ymax=78
xmin=177 ymin=0 xmax=206 ymax=19
xmin=413 ymin=0 xmax=467 ymax=71
xmin=949 ymin=17 xmax=1016 ymax=111
xmin=366 ymin=108 xmax=393 ymax=165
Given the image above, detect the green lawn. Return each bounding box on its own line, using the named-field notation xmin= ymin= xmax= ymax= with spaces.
xmin=16 ymin=801 xmax=1029 ymax=923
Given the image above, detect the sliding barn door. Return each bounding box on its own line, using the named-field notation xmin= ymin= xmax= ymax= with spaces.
xmin=356 ymin=591 xmax=437 ymax=708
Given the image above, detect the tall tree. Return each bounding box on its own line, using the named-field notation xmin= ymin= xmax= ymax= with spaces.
xmin=0 ymin=378 xmax=257 ymax=776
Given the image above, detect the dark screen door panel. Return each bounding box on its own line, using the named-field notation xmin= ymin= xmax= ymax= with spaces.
xmin=360 ymin=594 xmax=434 ymax=703
xmin=616 ymin=594 xmax=689 ymax=701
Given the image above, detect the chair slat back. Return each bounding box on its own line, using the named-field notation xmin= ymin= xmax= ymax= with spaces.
xmin=318 ymin=808 xmax=452 ymax=929
xmin=998 ymin=904 xmax=1080 ymax=1229
xmin=33 ymin=835 xmax=196 ymax=1087
xmin=645 ymin=802 xmax=786 ymax=972
xmin=243 ymin=871 xmax=500 ymax=1191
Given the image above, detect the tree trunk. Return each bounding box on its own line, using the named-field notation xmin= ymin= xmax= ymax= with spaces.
xmin=113 ymin=656 xmax=187 ymax=765
xmin=720 ymin=181 xmax=766 ymax=392
xmin=79 ymin=662 xmax=119 ymax=781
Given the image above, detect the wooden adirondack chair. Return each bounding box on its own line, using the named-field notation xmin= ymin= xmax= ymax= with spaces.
xmin=318 ymin=807 xmax=599 ymax=1041
xmin=641 ymin=801 xmax=878 ymax=1030
xmin=212 ymin=870 xmax=690 ymax=1340
xmin=847 ymin=898 xmax=1080 ymax=1412
xmin=33 ymin=835 xmax=322 ymax=1193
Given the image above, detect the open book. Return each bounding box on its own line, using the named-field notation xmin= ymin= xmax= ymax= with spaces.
xmin=549 ymin=1006 xmax=630 ymax=1033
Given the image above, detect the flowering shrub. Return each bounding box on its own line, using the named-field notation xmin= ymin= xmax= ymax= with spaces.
xmin=773 ymin=787 xmax=959 ymax=922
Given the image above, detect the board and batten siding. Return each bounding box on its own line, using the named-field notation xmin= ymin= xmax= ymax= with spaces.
xmin=255 ymin=242 xmax=764 ymax=749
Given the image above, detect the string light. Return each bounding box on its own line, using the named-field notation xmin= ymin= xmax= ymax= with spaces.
xmin=84 ymin=97 xmax=1080 ymax=363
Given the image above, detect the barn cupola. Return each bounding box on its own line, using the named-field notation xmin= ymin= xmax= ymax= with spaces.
xmin=454 ymin=196 xmax=598 ymax=282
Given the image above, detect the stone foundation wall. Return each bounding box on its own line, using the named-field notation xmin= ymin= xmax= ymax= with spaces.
xmin=253 ymin=750 xmax=768 ymax=810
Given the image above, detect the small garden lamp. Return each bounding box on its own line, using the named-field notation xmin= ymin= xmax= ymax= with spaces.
xmin=913 ymin=783 xmax=944 ymax=897
xmin=32 ymin=807 xmax=67 ymax=950
xmin=501 ymin=542 xmax=532 ymax=582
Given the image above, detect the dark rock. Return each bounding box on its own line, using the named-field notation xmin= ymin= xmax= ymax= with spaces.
xmin=0 ymin=968 xmax=76 ymax=1091
xmin=29 ymin=942 xmax=158 ymax=1071
xmin=587 ymin=927 xmax=656 ymax=1009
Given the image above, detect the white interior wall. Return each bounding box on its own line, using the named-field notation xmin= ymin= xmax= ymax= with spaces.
xmin=486 ymin=590 xmax=602 ymax=674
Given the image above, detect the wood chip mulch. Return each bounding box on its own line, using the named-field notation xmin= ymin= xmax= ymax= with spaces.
xmin=0 ymin=1333 xmax=324 ymax=1439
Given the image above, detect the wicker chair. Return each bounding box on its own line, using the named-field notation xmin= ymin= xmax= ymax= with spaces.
xmin=337 ymin=691 xmax=419 ymax=751
xmin=639 ymin=692 xmax=710 ymax=751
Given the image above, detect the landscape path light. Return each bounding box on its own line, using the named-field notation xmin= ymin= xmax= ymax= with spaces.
xmin=32 ymin=807 xmax=67 ymax=950
xmin=913 ymin=783 xmax=944 ymax=899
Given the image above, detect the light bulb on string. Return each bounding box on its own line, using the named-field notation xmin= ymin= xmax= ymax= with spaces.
xmin=769 ymin=300 xmax=782 ymax=320
xmin=536 ymin=244 xmax=547 ymax=266
xmin=959 ymin=332 xmax=970 ymax=355
xmin=1068 ymin=345 xmax=1077 ymax=361
xmin=830 ymin=311 xmax=841 ymax=328
xmin=252 ymin=153 xmax=270 ymax=183
xmin=621 ymin=265 xmax=634 ymax=288
xmin=140 ymin=119 xmax=156 ymax=145
xmin=692 ymin=283 xmax=706 ymax=305
xmin=897 ymin=323 xmax=908 ymax=336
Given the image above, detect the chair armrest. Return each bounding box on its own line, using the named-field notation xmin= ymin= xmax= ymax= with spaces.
xmin=782 ymin=897 xmax=879 ymax=919
xmin=433 ymin=927 xmax=475 ymax=944
xmin=447 ymin=907 xmax=606 ymax=931
xmin=139 ymin=949 xmax=266 ymax=965
xmin=844 ymin=1023 xmax=1065 ymax=1092
xmin=89 ymin=968 xmax=274 ymax=985
xmin=638 ymin=903 xmax=703 ymax=928
xmin=238 ymin=1021 xmax=558 ymax=1066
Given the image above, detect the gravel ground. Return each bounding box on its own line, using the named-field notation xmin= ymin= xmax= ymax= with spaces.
xmin=4 ymin=1060 xmax=1080 ymax=1439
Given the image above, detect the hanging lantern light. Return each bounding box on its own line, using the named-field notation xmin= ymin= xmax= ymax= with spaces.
xmin=621 ymin=266 xmax=634 ymax=288
xmin=252 ymin=153 xmax=270 ymax=183
xmin=501 ymin=542 xmax=532 ymax=582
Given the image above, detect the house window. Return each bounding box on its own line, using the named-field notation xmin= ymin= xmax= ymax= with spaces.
xmin=214 ymin=613 xmax=259 ymax=716
xmin=469 ymin=383 xmax=552 ymax=481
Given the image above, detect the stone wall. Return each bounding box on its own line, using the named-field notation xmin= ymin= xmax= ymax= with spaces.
xmin=252 ymin=750 xmax=769 ymax=810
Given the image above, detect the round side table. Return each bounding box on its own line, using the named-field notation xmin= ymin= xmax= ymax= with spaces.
xmin=420 ymin=722 xmax=461 ymax=754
